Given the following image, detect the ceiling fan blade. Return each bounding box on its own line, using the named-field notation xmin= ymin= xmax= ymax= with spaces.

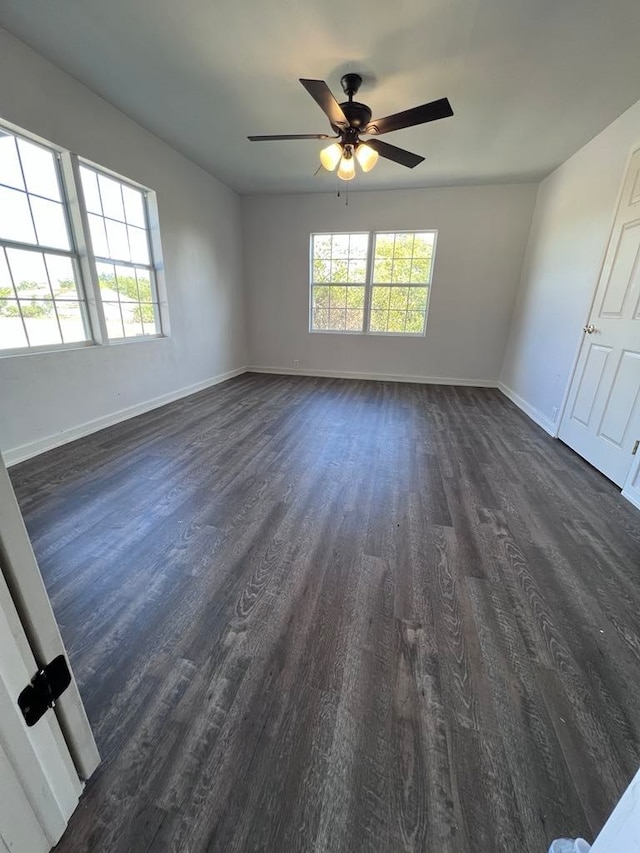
xmin=365 ymin=97 xmax=453 ymax=135
xmin=299 ymin=79 xmax=349 ymax=130
xmin=248 ymin=133 xmax=332 ymax=141
xmin=365 ymin=138 xmax=425 ymax=169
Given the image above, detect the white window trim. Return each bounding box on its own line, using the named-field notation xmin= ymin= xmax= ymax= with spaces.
xmin=0 ymin=119 xmax=168 ymax=357
xmin=308 ymin=229 xmax=438 ymax=337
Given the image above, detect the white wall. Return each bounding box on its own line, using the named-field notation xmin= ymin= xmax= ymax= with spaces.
xmin=501 ymin=98 xmax=640 ymax=430
xmin=0 ymin=31 xmax=246 ymax=463
xmin=242 ymin=184 xmax=536 ymax=383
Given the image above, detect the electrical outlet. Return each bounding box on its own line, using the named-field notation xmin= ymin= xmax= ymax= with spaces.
xmin=293 ymin=359 xmax=299 ymax=369
xmin=551 ymin=407 xmax=558 ymax=422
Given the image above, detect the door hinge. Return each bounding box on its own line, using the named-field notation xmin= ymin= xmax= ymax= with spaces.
xmin=18 ymin=655 xmax=71 ymax=727
xmin=633 ymin=440 xmax=639 ymax=456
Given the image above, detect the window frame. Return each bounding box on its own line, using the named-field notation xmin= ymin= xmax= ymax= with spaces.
xmin=308 ymin=229 xmax=438 ymax=337
xmin=0 ymin=119 xmax=168 ymax=357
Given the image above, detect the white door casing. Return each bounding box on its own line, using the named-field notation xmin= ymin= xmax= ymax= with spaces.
xmin=559 ymin=146 xmax=640 ymax=487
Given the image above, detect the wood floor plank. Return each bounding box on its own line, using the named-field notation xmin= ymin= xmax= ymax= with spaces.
xmin=7 ymin=373 xmax=640 ymax=853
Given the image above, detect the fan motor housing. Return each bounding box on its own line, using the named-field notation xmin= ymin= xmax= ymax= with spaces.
xmin=338 ymin=101 xmax=372 ymax=130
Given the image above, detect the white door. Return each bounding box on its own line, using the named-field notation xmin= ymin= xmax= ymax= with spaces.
xmin=559 ymin=146 xmax=640 ymax=487
xmin=0 ymin=453 xmax=100 ymax=851
xmin=0 ymin=563 xmax=80 ymax=852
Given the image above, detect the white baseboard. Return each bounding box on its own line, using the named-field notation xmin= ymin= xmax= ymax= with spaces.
xmin=498 ymin=382 xmax=557 ymax=436
xmin=246 ymin=365 xmax=498 ymax=388
xmin=622 ymin=486 xmax=640 ymax=511
xmin=3 ymin=366 xmax=248 ymax=467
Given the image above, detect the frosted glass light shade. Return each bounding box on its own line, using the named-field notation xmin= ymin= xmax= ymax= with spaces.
xmin=337 ymin=154 xmax=356 ymax=181
xmin=319 ymin=142 xmax=343 ymax=171
xmin=356 ymin=143 xmax=379 ymax=172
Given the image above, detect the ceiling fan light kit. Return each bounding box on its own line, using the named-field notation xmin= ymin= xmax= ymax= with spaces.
xmin=248 ymin=72 xmax=453 ymax=182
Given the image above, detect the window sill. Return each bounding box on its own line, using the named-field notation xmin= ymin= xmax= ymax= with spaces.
xmin=308 ymin=329 xmax=426 ymax=338
xmin=0 ymin=333 xmax=168 ymax=359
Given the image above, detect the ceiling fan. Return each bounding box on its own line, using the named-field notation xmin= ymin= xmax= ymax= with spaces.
xmin=248 ymin=74 xmax=453 ymax=181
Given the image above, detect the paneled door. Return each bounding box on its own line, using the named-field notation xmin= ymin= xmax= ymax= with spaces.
xmin=559 ymin=146 xmax=640 ymax=487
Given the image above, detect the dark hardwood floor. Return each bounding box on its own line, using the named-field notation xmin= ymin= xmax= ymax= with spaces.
xmin=9 ymin=373 xmax=640 ymax=853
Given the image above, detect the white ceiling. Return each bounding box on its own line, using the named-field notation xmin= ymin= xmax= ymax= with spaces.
xmin=2 ymin=0 xmax=640 ymax=194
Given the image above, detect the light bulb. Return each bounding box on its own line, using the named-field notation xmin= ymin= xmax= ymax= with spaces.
xmin=337 ymin=153 xmax=356 ymax=181
xmin=356 ymin=143 xmax=379 ymax=173
xmin=319 ymin=142 xmax=343 ymax=172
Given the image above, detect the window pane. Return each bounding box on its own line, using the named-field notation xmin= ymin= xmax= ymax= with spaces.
xmin=313 ymin=259 xmax=330 ymax=283
xmin=102 ymin=302 xmax=124 ymax=338
xmin=45 ymin=254 xmax=81 ymax=300
xmin=80 ymin=167 xmax=102 ymax=214
xmin=348 ymin=259 xmax=366 ymax=282
xmin=369 ymin=309 xmax=387 ymax=331
xmin=115 ymin=265 xmax=139 ymax=301
xmin=410 ymin=258 xmax=430 ymax=283
xmin=30 ymin=196 xmax=70 ymax=249
xmin=17 ymin=139 xmax=61 ymax=201
xmin=346 ymin=309 xmax=363 ymax=330
xmin=393 ymin=233 xmax=415 ymax=257
xmin=136 ymin=304 xmax=157 ymax=336
xmin=374 ymin=233 xmax=394 ymax=258
xmin=312 ymin=234 xmax=331 ymax=259
xmin=98 ymin=174 xmax=125 ymax=221
xmin=122 ymin=185 xmax=146 ymax=227
xmin=6 ymin=249 xmax=49 ymax=297
xmin=313 ymin=308 xmax=329 ymax=330
xmin=128 ymin=226 xmax=149 ymax=264
xmin=96 ymin=261 xmax=118 ymax=297
xmin=88 ymin=214 xmax=110 ymax=257
xmin=327 ymin=309 xmax=346 ymax=330
xmin=330 ymin=259 xmax=349 ymax=282
xmin=312 ymin=285 xmax=329 ymax=310
xmin=20 ymin=299 xmax=61 ymax=346
xmin=373 ymin=258 xmax=392 ymax=283
xmin=122 ymin=302 xmax=144 ymax=337
xmin=0 ymin=134 xmax=24 ymax=191
xmin=0 ymin=299 xmax=28 ymax=349
xmin=413 ymin=233 xmax=434 ymax=257
xmin=328 ymin=286 xmax=346 ymax=308
xmin=371 ymin=286 xmax=390 ymax=310
xmin=135 ymin=269 xmax=152 ymax=302
xmin=345 ymin=286 xmax=365 ymax=309
xmin=387 ymin=310 xmax=406 ymax=332
xmin=405 ymin=311 xmax=425 ymax=333
xmin=408 ymin=287 xmax=428 ymax=311
xmin=389 ymin=287 xmax=409 ymax=310
xmin=331 ymin=234 xmax=349 ymax=258
xmin=392 ymin=259 xmax=411 ymax=283
xmin=349 ymin=233 xmax=369 ymax=258
xmin=0 ymin=185 xmax=36 ymax=243
xmin=57 ymin=301 xmax=86 ymax=343
xmin=105 ymin=219 xmax=130 ymax=261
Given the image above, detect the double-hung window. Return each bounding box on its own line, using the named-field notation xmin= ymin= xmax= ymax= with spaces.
xmin=0 ymin=121 xmax=165 ymax=354
xmin=0 ymin=130 xmax=89 ymax=350
xmin=310 ymin=230 xmax=436 ymax=336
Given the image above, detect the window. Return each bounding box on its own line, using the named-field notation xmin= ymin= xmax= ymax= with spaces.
xmin=0 ymin=131 xmax=89 ymax=350
xmin=80 ymin=166 xmax=160 ymax=340
xmin=0 ymin=122 xmax=165 ymax=354
xmin=310 ymin=230 xmax=436 ymax=336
